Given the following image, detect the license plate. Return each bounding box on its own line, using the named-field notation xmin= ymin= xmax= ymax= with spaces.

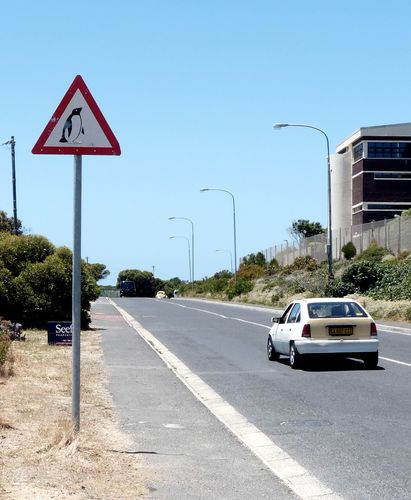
xmin=328 ymin=326 xmax=353 ymax=336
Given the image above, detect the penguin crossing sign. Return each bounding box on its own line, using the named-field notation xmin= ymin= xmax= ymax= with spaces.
xmin=32 ymin=75 xmax=121 ymax=155
xmin=32 ymin=75 xmax=121 ymax=432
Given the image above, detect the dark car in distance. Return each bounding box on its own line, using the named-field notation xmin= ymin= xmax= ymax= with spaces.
xmin=120 ymin=280 xmax=136 ymax=297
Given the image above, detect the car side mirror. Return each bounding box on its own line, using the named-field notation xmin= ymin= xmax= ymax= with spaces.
xmin=271 ymin=316 xmax=280 ymax=323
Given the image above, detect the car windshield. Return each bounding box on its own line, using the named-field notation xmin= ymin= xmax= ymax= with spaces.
xmin=307 ymin=302 xmax=367 ymax=318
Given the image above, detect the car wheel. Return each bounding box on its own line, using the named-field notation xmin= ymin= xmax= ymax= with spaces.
xmin=289 ymin=342 xmax=301 ymax=369
xmin=267 ymin=336 xmax=279 ymax=361
xmin=363 ymin=351 xmax=378 ymax=369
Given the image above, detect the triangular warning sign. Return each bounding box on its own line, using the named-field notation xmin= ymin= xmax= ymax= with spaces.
xmin=32 ymin=75 xmax=121 ymax=156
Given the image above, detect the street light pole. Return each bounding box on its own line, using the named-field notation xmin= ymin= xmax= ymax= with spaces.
xmin=169 ymin=236 xmax=191 ymax=284
xmin=2 ymin=136 xmax=18 ymax=234
xmin=200 ymin=188 xmax=238 ymax=285
xmin=273 ymin=123 xmax=333 ymax=279
xmin=168 ymin=216 xmax=194 ymax=289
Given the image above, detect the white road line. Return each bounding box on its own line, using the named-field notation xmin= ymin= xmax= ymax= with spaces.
xmin=377 ymin=325 xmax=411 ymax=337
xmin=108 ymin=298 xmax=343 ymax=500
xmin=380 ymin=356 xmax=411 ymax=367
xmin=172 ymin=301 xmax=270 ymax=329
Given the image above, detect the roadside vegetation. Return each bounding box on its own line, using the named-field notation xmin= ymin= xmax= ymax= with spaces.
xmin=116 ymin=269 xmax=183 ymax=298
xmin=179 ymin=242 xmax=411 ymax=322
xmin=0 ymin=212 xmax=107 ymax=329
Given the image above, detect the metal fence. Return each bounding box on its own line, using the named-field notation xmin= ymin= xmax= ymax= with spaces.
xmin=253 ymin=215 xmax=411 ymax=267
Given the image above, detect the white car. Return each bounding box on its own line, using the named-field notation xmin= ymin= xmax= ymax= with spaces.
xmin=267 ymin=298 xmax=379 ymax=369
xmin=155 ymin=290 xmax=167 ymax=299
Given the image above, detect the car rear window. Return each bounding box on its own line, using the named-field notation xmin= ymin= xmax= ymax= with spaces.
xmin=308 ymin=302 xmax=367 ymax=318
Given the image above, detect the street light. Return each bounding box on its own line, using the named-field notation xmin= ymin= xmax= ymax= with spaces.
xmin=169 ymin=236 xmax=191 ymax=283
xmin=1 ymin=136 xmax=18 ymax=234
xmin=200 ymin=188 xmax=237 ymax=285
xmin=215 ymin=249 xmax=233 ymax=273
xmin=168 ymin=216 xmax=195 ymax=288
xmin=273 ymin=123 xmax=333 ymax=278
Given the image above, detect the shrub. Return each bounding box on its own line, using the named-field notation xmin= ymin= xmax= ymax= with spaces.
xmin=326 ymin=279 xmax=357 ymax=297
xmin=341 ymin=260 xmax=382 ymax=292
xmin=226 ymin=279 xmax=254 ymax=300
xmin=241 ymin=252 xmax=266 ymax=267
xmin=282 ymin=256 xmax=319 ymax=275
xmin=357 ymin=241 xmax=390 ymax=263
xmin=341 ymin=241 xmax=356 ymax=260
xmin=237 ymin=263 xmax=265 ymax=280
xmin=368 ymin=260 xmax=411 ymax=300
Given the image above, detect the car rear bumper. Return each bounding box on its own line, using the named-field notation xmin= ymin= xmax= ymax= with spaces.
xmin=295 ymin=338 xmax=379 ymax=355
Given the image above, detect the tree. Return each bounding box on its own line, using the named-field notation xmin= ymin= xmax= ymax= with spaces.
xmin=0 ymin=210 xmax=22 ymax=235
xmin=240 ymin=252 xmax=266 ymax=267
xmin=117 ymin=269 xmax=157 ymax=297
xmin=87 ymin=262 xmax=110 ymax=282
xmin=0 ymin=237 xmax=99 ymax=327
xmin=341 ymin=241 xmax=357 ymax=260
xmin=289 ymin=219 xmax=324 ymax=241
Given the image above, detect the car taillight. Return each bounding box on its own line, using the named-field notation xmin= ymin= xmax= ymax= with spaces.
xmin=301 ymin=324 xmax=311 ymax=338
xmin=370 ymin=322 xmax=377 ymax=336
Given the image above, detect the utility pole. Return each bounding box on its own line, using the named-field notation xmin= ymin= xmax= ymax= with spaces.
xmin=1 ymin=136 xmax=18 ymax=234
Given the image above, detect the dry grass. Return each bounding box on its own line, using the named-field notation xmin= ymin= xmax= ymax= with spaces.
xmin=0 ymin=329 xmax=149 ymax=499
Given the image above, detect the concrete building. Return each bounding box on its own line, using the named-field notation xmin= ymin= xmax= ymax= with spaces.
xmin=331 ymin=123 xmax=411 ymax=230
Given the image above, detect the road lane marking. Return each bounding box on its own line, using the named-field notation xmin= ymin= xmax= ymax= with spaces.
xmin=108 ymin=298 xmax=343 ymax=500
xmin=380 ymin=357 xmax=411 ymax=367
xmin=172 ymin=301 xmax=270 ymax=329
xmin=377 ymin=325 xmax=411 ymax=337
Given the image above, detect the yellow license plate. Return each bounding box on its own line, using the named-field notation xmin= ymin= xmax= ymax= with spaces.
xmin=328 ymin=326 xmax=353 ymax=336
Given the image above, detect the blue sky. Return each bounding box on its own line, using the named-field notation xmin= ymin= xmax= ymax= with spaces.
xmin=1 ymin=1 xmax=411 ymax=285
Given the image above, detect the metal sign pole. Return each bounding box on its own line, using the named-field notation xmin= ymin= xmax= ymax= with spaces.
xmin=72 ymin=154 xmax=82 ymax=432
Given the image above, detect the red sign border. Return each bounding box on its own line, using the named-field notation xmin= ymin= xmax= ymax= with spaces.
xmin=32 ymin=75 xmax=121 ymax=156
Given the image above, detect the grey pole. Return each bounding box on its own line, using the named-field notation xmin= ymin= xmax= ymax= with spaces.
xmin=1 ymin=136 xmax=18 ymax=234
xmin=200 ymin=188 xmax=238 ymax=285
xmin=168 ymin=217 xmax=195 ymax=289
xmin=273 ymin=123 xmax=333 ymax=279
xmin=72 ymin=154 xmax=82 ymax=432
xmin=10 ymin=137 xmax=18 ymax=234
xmin=170 ymin=236 xmax=191 ymax=283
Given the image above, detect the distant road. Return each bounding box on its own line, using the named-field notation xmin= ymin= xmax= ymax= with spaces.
xmin=103 ymin=297 xmax=411 ymax=500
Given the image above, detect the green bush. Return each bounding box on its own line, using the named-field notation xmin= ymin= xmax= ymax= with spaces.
xmin=0 ymin=235 xmax=100 ymax=328
xmin=341 ymin=260 xmax=381 ymax=292
xmin=326 ymin=279 xmax=357 ymax=297
xmin=282 ymin=256 xmax=319 ymax=275
xmin=226 ymin=279 xmax=254 ymax=300
xmin=357 ymin=241 xmax=390 ymax=263
xmin=368 ymin=260 xmax=411 ymax=300
xmin=237 ymin=263 xmax=265 ymax=280
xmin=341 ymin=241 xmax=357 ymax=260
xmin=0 ymin=233 xmax=54 ymax=276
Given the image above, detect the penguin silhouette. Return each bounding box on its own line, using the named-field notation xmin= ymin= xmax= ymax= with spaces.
xmin=59 ymin=107 xmax=85 ymax=143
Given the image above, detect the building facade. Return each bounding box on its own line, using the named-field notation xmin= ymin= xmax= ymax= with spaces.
xmin=331 ymin=123 xmax=411 ymax=230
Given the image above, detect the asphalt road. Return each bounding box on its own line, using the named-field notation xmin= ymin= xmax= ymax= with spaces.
xmin=95 ymin=297 xmax=411 ymax=500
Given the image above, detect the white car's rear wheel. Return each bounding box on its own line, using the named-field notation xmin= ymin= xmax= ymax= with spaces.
xmin=363 ymin=351 xmax=378 ymax=369
xmin=289 ymin=342 xmax=301 ymax=369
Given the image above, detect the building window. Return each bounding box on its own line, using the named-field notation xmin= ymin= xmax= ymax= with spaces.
xmin=367 ymin=142 xmax=411 ymax=159
xmin=367 ymin=203 xmax=411 ymax=210
xmin=353 ymin=143 xmax=364 ymax=162
xmin=374 ymin=172 xmax=411 ymax=180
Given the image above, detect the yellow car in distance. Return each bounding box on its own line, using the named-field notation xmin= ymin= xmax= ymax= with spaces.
xmin=155 ymin=290 xmax=168 ymax=299
xmin=267 ymin=298 xmax=379 ymax=369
